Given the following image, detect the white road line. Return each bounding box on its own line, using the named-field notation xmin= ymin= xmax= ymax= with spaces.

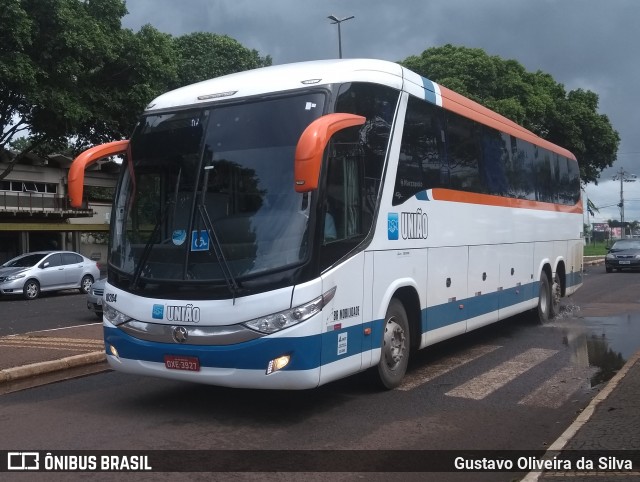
xmin=445 ymin=348 xmax=557 ymax=400
xmin=518 ymin=365 xmax=595 ymax=409
xmin=398 ymin=345 xmax=501 ymax=391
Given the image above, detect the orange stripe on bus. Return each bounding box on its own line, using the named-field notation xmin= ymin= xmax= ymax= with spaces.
xmin=430 ymin=188 xmax=583 ymax=214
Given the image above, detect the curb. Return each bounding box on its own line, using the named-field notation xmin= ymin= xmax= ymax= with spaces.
xmin=583 ymin=256 xmax=604 ymax=266
xmin=0 ymin=351 xmax=106 ymax=384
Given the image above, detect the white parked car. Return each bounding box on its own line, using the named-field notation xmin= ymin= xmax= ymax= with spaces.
xmin=0 ymin=251 xmax=101 ymax=300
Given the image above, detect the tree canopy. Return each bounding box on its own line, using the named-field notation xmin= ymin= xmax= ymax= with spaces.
xmin=401 ymin=44 xmax=620 ymax=184
xmin=172 ymin=32 xmax=272 ymax=89
xmin=0 ymin=0 xmax=271 ymax=179
xmin=1 ymin=6 xmax=617 ymax=187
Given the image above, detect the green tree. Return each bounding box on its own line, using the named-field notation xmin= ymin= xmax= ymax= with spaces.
xmin=0 ymin=0 xmax=177 ymax=178
xmin=172 ymin=32 xmax=272 ymax=88
xmin=1 ymin=2 xmax=274 ymax=180
xmin=401 ymin=44 xmax=620 ymax=184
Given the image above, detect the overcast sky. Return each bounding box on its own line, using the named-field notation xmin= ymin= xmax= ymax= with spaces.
xmin=122 ymin=0 xmax=640 ymax=226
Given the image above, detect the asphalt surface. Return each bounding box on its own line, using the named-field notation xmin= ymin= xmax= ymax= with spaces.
xmin=1 ymin=256 xmax=638 ymax=479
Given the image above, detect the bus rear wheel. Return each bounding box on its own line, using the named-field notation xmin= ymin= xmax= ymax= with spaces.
xmin=537 ymin=273 xmax=560 ymax=322
xmin=376 ymin=298 xmax=410 ymax=389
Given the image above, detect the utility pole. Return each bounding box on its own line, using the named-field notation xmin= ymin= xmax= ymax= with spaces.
xmin=327 ymin=15 xmax=354 ymax=59
xmin=612 ymin=167 xmax=637 ymax=238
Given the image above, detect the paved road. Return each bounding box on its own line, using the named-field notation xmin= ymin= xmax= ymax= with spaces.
xmin=1 ymin=265 xmax=638 ymax=481
xmin=0 ymin=290 xmax=96 ymax=337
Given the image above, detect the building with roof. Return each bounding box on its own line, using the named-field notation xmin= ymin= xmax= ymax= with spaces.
xmin=0 ymin=150 xmax=118 ymax=266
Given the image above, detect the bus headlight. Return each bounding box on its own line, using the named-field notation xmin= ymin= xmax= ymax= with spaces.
xmin=104 ymin=304 xmax=132 ymax=326
xmin=243 ymin=296 xmax=323 ymax=334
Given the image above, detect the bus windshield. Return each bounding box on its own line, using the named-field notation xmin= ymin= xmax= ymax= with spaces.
xmin=110 ymin=92 xmax=326 ymax=292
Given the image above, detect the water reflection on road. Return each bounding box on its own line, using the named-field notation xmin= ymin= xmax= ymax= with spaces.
xmin=551 ymin=306 xmax=640 ymax=387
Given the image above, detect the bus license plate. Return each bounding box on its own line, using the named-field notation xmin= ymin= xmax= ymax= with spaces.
xmin=619 ymin=261 xmax=631 ymax=265
xmin=164 ymin=355 xmax=200 ymax=371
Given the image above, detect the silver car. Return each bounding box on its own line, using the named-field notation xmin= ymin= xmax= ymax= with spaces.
xmin=0 ymin=251 xmax=101 ymax=300
xmin=87 ymin=278 xmax=106 ymax=319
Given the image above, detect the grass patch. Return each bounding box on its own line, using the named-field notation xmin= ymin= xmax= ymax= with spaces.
xmin=584 ymin=241 xmax=609 ymax=256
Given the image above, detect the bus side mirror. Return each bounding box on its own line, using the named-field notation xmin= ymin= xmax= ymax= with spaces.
xmin=294 ymin=113 xmax=365 ymax=193
xmin=68 ymin=140 xmax=130 ymax=208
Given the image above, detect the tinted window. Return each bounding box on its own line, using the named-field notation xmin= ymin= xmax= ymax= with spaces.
xmin=612 ymin=240 xmax=640 ymax=250
xmin=393 ymin=95 xmax=580 ymax=206
xmin=480 ymin=129 xmax=510 ymax=195
xmin=446 ymin=111 xmax=482 ymax=193
xmin=44 ymin=254 xmax=62 ymax=268
xmin=321 ymin=83 xmax=399 ymax=269
xmin=394 ymin=96 xmax=446 ymax=205
xmin=4 ymin=253 xmax=47 ymax=267
xmin=62 ymin=253 xmax=82 ymax=265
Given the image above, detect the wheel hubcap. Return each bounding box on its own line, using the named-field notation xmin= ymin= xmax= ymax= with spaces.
xmin=383 ymin=317 xmax=406 ymax=369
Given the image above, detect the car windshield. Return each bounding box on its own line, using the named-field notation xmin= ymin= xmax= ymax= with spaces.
xmin=109 ymin=91 xmax=325 ymax=290
xmin=612 ymin=239 xmax=640 ymax=250
xmin=2 ymin=253 xmax=47 ymax=268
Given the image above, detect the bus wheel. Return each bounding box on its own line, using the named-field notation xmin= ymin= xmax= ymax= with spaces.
xmin=537 ymin=273 xmax=560 ymax=322
xmin=377 ymin=299 xmax=410 ymax=389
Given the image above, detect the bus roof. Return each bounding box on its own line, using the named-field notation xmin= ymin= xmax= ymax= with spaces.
xmin=146 ymin=59 xmax=405 ymax=112
xmin=146 ymin=58 xmax=575 ymax=161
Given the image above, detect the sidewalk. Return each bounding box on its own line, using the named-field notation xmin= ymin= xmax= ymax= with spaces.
xmin=0 ymin=323 xmax=106 ymax=391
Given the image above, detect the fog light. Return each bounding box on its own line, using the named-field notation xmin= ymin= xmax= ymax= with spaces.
xmin=108 ymin=344 xmax=119 ymax=359
xmin=266 ymin=355 xmax=291 ymax=375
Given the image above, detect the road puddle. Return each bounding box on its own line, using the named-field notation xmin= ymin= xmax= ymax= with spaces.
xmin=550 ymin=306 xmax=640 ymax=387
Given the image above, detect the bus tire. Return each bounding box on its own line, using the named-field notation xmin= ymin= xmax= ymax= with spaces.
xmin=537 ymin=273 xmax=560 ymax=322
xmin=376 ymin=298 xmax=410 ymax=389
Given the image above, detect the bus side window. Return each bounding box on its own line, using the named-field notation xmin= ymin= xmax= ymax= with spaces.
xmin=323 ymin=142 xmax=362 ymax=243
xmin=394 ymin=95 xmax=446 ymax=205
xmin=320 ymin=137 xmax=366 ymax=271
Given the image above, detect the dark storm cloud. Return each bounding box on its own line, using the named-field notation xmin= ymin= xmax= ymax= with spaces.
xmin=122 ymin=0 xmax=640 ymax=222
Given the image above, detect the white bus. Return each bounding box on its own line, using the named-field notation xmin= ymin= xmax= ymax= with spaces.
xmin=69 ymin=59 xmax=583 ymax=389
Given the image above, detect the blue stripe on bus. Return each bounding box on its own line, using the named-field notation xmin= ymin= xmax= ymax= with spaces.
xmin=566 ymin=270 xmax=583 ymax=289
xmin=421 ymin=282 xmax=536 ymax=331
xmin=421 ymin=77 xmax=439 ymax=105
xmin=105 ymin=279 xmax=548 ymax=371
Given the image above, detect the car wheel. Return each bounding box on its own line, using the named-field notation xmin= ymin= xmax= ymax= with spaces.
xmin=606 ymin=266 xmax=612 ymax=273
xmin=23 ymin=279 xmax=40 ymax=300
xmin=80 ymin=275 xmax=94 ymax=294
xmin=376 ymin=298 xmax=410 ymax=389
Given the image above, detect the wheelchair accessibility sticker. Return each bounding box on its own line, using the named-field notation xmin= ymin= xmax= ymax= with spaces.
xmin=191 ymin=230 xmax=209 ymax=251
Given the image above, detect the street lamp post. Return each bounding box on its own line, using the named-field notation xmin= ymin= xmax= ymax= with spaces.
xmin=327 ymin=15 xmax=354 ymax=59
xmin=612 ymin=167 xmax=637 ymax=238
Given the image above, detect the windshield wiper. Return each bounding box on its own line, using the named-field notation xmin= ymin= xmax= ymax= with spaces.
xmin=131 ymin=207 xmax=167 ymax=290
xmin=196 ymin=202 xmax=240 ymax=304
xmin=196 ymin=164 xmax=240 ymax=303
